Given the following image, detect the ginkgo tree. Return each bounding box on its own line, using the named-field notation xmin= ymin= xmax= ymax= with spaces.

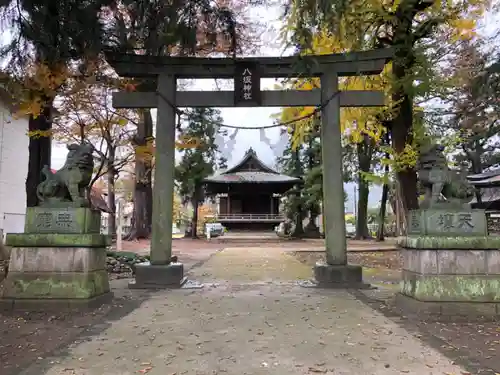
xmin=282 ymin=0 xmax=492 ymax=213
xmin=276 ymin=30 xmax=391 ymax=238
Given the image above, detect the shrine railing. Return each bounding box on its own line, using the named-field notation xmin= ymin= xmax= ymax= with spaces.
xmin=216 ymin=213 xmax=284 ymax=222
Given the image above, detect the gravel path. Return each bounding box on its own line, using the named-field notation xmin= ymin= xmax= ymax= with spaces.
xmin=19 ymin=247 xmax=467 ymax=375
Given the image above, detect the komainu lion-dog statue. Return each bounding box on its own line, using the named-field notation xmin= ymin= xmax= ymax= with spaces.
xmin=417 ymin=143 xmax=474 ymax=208
xmin=36 ymin=143 xmax=94 ymax=207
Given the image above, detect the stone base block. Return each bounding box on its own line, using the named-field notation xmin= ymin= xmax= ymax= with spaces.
xmin=0 ymin=246 xmax=110 ymax=306
xmin=9 ymin=246 xmax=107 ymax=273
xmin=313 ymin=263 xmax=371 ymax=288
xmin=129 ymin=262 xmax=186 ymax=289
xmin=401 ymin=271 xmax=500 ymax=302
xmin=1 ymin=270 xmax=110 ymax=300
xmin=395 ymin=293 xmax=500 ymax=320
xmin=401 ymin=247 xmax=500 ymax=302
xmin=0 ymin=292 xmax=113 ymax=312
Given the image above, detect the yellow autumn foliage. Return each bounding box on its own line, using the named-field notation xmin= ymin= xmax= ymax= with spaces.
xmin=172 ymin=193 xmax=186 ymax=224
xmin=277 ymin=30 xmax=390 ymax=150
xmin=196 ymin=204 xmax=216 ymax=233
xmin=280 ymin=0 xmax=490 ymax=170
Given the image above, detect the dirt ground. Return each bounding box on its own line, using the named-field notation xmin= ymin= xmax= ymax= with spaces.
xmin=0 ymin=243 xmax=219 ymax=375
xmin=294 ymin=250 xmax=500 ymax=374
xmin=11 ymin=248 xmax=471 ymax=375
xmin=0 ymin=299 xmax=118 ymax=375
xmin=1 ymin=242 xmax=500 ymax=375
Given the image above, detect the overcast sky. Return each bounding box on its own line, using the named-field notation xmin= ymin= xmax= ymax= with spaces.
xmin=46 ymin=5 xmax=500 ymax=212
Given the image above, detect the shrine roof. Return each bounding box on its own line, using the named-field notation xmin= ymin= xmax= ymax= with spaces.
xmin=204 ymin=171 xmax=299 ymax=184
xmin=467 ymin=170 xmax=500 ymax=187
xmin=203 ymin=148 xmax=300 ymax=184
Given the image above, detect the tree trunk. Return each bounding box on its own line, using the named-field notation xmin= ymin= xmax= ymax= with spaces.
xmin=389 ymin=11 xmax=419 ymax=213
xmin=191 ymin=197 xmax=199 ymax=239
xmin=291 ymin=143 xmax=304 ymax=238
xmin=355 ymin=136 xmax=372 ymax=239
xmin=26 ymin=103 xmax=52 ymax=207
xmin=376 ymin=178 xmax=389 ymax=242
xmin=469 ymin=143 xmax=483 ymax=204
xmin=306 ymin=137 xmax=320 ymax=234
xmin=305 ymin=205 xmax=320 ymax=235
xmin=107 ymin=148 xmax=117 ymax=237
xmin=124 ymin=110 xmax=153 ymax=240
xmin=391 ymin=89 xmax=418 ymax=213
xmin=293 ymin=204 xmax=305 ymax=237
xmin=355 ymin=181 xmax=370 ymax=239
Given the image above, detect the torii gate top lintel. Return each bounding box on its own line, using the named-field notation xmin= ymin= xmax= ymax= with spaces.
xmin=105 ymin=47 xmax=393 ymax=78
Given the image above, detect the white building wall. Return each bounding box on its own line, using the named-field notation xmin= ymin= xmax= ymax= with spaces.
xmin=0 ymin=102 xmax=29 ymax=237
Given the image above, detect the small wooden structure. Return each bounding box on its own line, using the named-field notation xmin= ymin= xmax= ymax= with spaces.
xmin=204 ymin=148 xmax=299 ymax=230
xmin=467 ymin=170 xmax=500 ymax=211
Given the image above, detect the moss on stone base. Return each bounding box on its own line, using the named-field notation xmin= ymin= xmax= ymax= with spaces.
xmin=398 ymin=235 xmax=500 ymax=250
xmin=5 ymin=233 xmax=111 ymax=248
xmin=401 ymin=272 xmax=500 ymax=302
xmin=1 ymin=270 xmax=110 ymax=299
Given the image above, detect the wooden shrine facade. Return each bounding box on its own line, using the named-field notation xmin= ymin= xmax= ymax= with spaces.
xmin=204 ymin=148 xmax=299 ymax=230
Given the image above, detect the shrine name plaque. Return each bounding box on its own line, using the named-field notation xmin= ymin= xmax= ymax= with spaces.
xmin=407 ymin=208 xmax=487 ymax=237
xmin=24 ymin=207 xmax=101 ymax=234
xmin=234 ymin=61 xmax=261 ymax=106
xmin=34 ymin=210 xmax=76 ymax=233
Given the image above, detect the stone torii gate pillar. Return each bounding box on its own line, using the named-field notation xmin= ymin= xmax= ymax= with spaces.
xmin=313 ymin=71 xmax=367 ymax=287
xmin=106 ymin=48 xmax=393 ymax=289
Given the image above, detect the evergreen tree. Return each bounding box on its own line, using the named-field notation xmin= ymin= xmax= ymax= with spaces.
xmin=301 ymin=120 xmax=322 ymax=235
xmin=277 ymin=130 xmax=306 ymax=237
xmin=175 ymin=108 xmax=225 ymax=238
xmin=111 ymin=0 xmax=245 ymax=240
xmin=1 ymin=0 xmax=114 ymax=206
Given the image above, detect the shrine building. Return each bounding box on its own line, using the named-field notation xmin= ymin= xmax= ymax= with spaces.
xmin=203 ymin=148 xmax=300 ymax=230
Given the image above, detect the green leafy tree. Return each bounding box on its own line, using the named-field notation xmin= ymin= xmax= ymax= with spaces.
xmin=283 ymin=0 xmax=491 ymax=213
xmin=112 ymin=0 xmax=255 ymax=240
xmin=446 ymin=42 xmax=500 ymax=173
xmin=175 ymin=108 xmax=225 ymax=238
xmin=1 ymin=0 xmax=114 ymax=206
xmin=302 ymin=121 xmax=322 ymax=234
xmin=277 ymin=130 xmax=307 ymax=237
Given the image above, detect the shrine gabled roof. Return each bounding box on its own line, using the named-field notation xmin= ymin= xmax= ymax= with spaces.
xmin=223 ymin=147 xmax=276 ymax=174
xmin=203 ymin=148 xmax=300 ymax=184
xmin=467 ymin=170 xmax=500 ymax=187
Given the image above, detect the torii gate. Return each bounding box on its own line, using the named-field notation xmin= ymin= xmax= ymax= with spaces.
xmin=106 ymin=48 xmax=393 ymax=288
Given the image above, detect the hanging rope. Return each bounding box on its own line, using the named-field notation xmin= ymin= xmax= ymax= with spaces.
xmin=156 ymin=88 xmax=341 ymax=130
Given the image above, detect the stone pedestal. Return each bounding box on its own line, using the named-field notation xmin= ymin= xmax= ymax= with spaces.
xmin=398 ymin=209 xmax=500 ymax=318
xmin=314 ymin=263 xmax=370 ymax=289
xmin=0 ymin=208 xmax=112 ymax=310
xmin=129 ymin=262 xmax=186 ymax=289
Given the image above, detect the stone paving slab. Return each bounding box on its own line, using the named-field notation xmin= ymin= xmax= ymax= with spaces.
xmin=20 ymin=284 xmax=466 ymax=375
